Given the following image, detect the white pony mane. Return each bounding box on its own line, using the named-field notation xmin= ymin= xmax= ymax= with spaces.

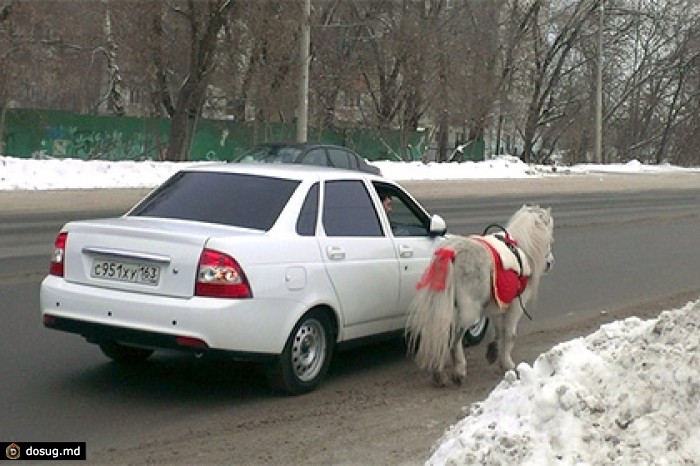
xmin=505 ymin=205 xmax=554 ymax=301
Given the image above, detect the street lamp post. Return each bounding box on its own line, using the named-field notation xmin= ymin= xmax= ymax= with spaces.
xmin=297 ymin=0 xmax=311 ymax=143
xmin=594 ymin=0 xmax=604 ymax=163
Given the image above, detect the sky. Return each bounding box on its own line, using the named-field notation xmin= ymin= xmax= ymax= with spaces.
xmin=1 ymin=154 xmax=699 ymax=464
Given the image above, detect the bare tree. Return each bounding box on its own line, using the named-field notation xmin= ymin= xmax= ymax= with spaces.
xmin=159 ymin=0 xmax=234 ymax=161
xmin=0 ymin=1 xmax=111 ymax=154
xmin=355 ymin=1 xmax=409 ymax=128
xmin=599 ymin=0 xmax=700 ymax=165
xmin=5 ymin=0 xmax=700 ymax=166
xmin=510 ymin=0 xmax=596 ymax=162
xmin=99 ymin=6 xmax=124 ymax=116
xmin=0 ymin=1 xmax=15 ymax=154
xmin=0 ymin=2 xmax=106 ymax=113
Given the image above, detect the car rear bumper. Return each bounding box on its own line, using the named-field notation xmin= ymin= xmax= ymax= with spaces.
xmin=42 ymin=314 xmax=277 ymax=362
xmin=40 ymin=275 xmax=304 ymax=355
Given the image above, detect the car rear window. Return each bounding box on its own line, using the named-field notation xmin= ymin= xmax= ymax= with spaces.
xmin=129 ymin=171 xmax=300 ymax=230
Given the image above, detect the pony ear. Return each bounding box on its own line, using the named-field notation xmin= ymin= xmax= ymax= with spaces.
xmin=543 ymin=208 xmax=553 ymax=227
xmin=535 ymin=206 xmax=553 ymax=228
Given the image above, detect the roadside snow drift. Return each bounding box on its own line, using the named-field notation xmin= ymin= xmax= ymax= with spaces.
xmin=428 ymin=300 xmax=700 ymax=465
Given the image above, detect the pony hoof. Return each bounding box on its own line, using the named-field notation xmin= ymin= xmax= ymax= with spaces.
xmin=498 ymin=359 xmax=516 ymax=372
xmin=451 ymin=374 xmax=466 ymax=386
xmin=431 ymin=372 xmax=449 ymax=387
xmin=486 ymin=341 xmax=498 ymax=364
xmin=500 ymin=363 xmax=516 ymax=373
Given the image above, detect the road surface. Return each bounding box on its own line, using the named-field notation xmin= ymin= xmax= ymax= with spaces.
xmin=1 ymin=171 xmax=699 ymax=464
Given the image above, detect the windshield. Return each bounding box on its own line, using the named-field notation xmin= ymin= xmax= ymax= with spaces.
xmin=235 ymin=146 xmax=302 ymax=164
xmin=129 ymin=171 xmax=300 ymax=231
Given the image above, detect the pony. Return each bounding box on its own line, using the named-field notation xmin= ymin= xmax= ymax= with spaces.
xmin=405 ymin=204 xmax=555 ymax=387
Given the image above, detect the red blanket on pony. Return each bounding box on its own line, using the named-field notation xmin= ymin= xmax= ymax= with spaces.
xmin=471 ymin=236 xmax=529 ymax=308
xmin=417 ymin=235 xmax=529 ymax=309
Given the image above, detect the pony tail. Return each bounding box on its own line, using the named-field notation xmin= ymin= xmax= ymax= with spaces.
xmin=405 ymin=250 xmax=457 ymax=373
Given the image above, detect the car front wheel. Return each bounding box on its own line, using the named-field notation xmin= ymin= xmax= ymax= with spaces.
xmin=265 ymin=310 xmax=334 ymax=395
xmin=462 ymin=316 xmax=489 ymax=347
xmin=98 ymin=341 xmax=154 ymax=363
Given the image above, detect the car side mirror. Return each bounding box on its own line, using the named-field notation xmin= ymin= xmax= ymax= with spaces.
xmin=428 ymin=214 xmax=447 ymax=237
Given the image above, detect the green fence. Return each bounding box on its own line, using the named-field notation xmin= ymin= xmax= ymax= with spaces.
xmin=2 ymin=108 xmax=429 ymax=162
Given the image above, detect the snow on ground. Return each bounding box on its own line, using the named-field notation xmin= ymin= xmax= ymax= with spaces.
xmin=3 ymin=154 xmax=700 ymax=191
xmin=428 ymin=300 xmax=700 ymax=465
xmin=1 ymin=154 xmax=699 ymax=464
xmin=0 ymin=156 xmax=181 ymax=190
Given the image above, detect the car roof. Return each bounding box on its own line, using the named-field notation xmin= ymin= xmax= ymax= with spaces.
xmin=183 ymin=161 xmax=386 ymax=183
xmin=252 ymin=142 xmax=359 ymax=152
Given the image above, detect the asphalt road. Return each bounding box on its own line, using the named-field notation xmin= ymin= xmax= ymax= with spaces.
xmin=2 ymin=172 xmax=700 ymax=462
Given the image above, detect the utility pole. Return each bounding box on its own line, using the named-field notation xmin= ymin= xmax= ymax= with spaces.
xmin=297 ymin=0 xmax=311 ymax=143
xmin=594 ymin=0 xmax=604 ymax=163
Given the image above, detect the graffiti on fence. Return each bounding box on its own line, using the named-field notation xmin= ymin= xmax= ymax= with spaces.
xmin=43 ymin=126 xmax=148 ymax=160
xmin=5 ymin=108 xmax=428 ymax=161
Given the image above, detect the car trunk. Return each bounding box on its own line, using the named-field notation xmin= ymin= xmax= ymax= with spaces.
xmin=62 ymin=217 xmax=258 ymax=299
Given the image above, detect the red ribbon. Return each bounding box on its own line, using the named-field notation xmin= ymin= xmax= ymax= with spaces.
xmin=416 ymin=247 xmax=456 ymax=291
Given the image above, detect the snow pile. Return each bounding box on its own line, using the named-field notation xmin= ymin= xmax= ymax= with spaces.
xmin=0 ymin=156 xmax=188 ymax=190
xmin=428 ymin=300 xmax=700 ymax=465
xmin=374 ymin=156 xmax=538 ymax=180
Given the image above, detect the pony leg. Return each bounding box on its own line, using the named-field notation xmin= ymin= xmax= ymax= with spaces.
xmin=452 ymin=285 xmax=483 ymax=384
xmin=429 ymin=335 xmax=462 ymax=388
xmin=486 ymin=314 xmax=503 ymax=365
xmin=430 ymin=357 xmax=450 ymax=387
xmin=450 ymin=329 xmax=468 ymax=385
xmin=497 ymin=306 xmax=524 ymax=372
xmin=486 ymin=340 xmax=498 ymax=365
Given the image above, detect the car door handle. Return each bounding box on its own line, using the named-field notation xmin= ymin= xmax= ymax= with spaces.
xmin=326 ymin=246 xmax=346 ymax=260
xmin=398 ymin=245 xmax=413 ymax=258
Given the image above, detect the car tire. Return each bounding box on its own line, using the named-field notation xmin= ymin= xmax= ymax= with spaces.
xmin=98 ymin=341 xmax=154 ymax=363
xmin=265 ymin=310 xmax=335 ymax=395
xmin=462 ymin=316 xmax=489 ymax=347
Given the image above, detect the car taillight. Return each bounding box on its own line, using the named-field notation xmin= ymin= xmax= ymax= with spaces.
xmin=49 ymin=232 xmax=68 ymax=277
xmin=195 ymin=249 xmax=252 ymax=298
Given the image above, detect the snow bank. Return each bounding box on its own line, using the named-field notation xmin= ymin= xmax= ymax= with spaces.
xmin=428 ymin=300 xmax=700 ymax=465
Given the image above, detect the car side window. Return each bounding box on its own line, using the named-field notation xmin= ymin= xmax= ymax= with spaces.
xmin=302 ymin=149 xmax=328 ymax=167
xmin=374 ymin=182 xmax=430 ymax=237
xmin=346 ymin=150 xmax=359 ymax=170
xmin=328 ymin=148 xmax=352 ymax=169
xmin=323 ymin=180 xmax=383 ymax=237
xmin=296 ymin=183 xmax=319 ymax=236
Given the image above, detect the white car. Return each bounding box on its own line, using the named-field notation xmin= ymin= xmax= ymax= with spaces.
xmin=41 ymin=164 xmax=486 ymax=394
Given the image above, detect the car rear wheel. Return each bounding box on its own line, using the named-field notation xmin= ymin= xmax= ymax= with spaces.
xmin=462 ymin=316 xmax=489 ymax=347
xmin=98 ymin=341 xmax=154 ymax=363
xmin=265 ymin=310 xmax=334 ymax=395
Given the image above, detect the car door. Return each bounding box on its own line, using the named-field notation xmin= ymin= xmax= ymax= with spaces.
xmin=318 ymin=179 xmax=401 ymax=338
xmin=372 ymin=182 xmax=446 ymax=315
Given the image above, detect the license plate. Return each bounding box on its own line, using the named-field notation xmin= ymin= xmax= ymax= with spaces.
xmin=91 ymin=259 xmax=160 ymax=286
